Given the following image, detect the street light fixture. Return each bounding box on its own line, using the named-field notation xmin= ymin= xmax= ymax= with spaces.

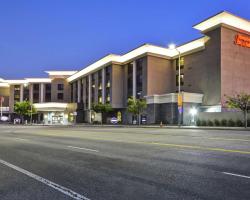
xmin=168 ymin=43 xmax=182 ymax=127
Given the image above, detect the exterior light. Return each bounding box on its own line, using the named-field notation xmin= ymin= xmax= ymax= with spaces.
xmin=168 ymin=43 xmax=176 ymax=50
xmin=189 ymin=107 xmax=198 ymax=125
xmin=189 ymin=107 xmax=198 ymax=116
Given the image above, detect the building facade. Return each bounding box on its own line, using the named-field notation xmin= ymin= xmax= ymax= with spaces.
xmin=0 ymin=11 xmax=250 ymax=125
xmin=0 ymin=71 xmax=77 ymax=124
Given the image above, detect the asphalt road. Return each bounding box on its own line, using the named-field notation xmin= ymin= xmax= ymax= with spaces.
xmin=0 ymin=125 xmax=249 ymax=200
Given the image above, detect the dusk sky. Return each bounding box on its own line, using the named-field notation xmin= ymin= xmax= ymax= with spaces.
xmin=0 ymin=0 xmax=250 ymax=79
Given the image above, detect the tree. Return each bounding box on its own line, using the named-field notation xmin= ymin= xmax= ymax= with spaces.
xmin=14 ymin=101 xmax=36 ymax=124
xmin=92 ymin=103 xmax=113 ymax=124
xmin=127 ymin=97 xmax=147 ymax=125
xmin=226 ymin=93 xmax=250 ymax=128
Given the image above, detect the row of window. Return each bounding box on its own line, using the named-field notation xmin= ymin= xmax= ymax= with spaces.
xmin=13 ymin=83 xmax=65 ymax=103
xmin=72 ymin=66 xmax=112 ymax=107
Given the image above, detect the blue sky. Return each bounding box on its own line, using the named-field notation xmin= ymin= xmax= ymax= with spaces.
xmin=0 ymin=0 xmax=250 ymax=79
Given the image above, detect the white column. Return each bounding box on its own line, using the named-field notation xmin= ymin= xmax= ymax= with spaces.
xmin=132 ymin=61 xmax=137 ymax=99
xmin=102 ymin=68 xmax=105 ymax=104
xmin=40 ymin=83 xmax=44 ymax=103
xmin=20 ymin=84 xmax=24 ymax=102
xmin=77 ymin=79 xmax=81 ymax=103
xmin=88 ymin=75 xmax=91 ymax=110
xmin=29 ymin=84 xmax=33 ymax=103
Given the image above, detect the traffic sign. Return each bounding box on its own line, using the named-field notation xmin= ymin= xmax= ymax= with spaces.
xmin=177 ymin=93 xmax=182 ymax=107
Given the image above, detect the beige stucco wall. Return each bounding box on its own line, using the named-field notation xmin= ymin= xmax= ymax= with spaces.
xmin=147 ymin=55 xmax=173 ymax=96
xmin=181 ymin=28 xmax=221 ymax=106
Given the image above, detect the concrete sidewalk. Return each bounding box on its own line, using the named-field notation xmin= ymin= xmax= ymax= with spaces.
xmin=2 ymin=123 xmax=250 ymax=132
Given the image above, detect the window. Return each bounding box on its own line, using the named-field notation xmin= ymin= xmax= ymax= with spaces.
xmin=14 ymin=85 xmax=20 ymax=102
xmin=70 ymin=83 xmax=73 ymax=103
xmin=176 ymin=57 xmax=185 ymax=70
xmin=86 ymin=77 xmax=89 ymax=108
xmin=136 ymin=59 xmax=143 ymax=99
xmin=91 ymin=74 xmax=95 ymax=103
xmin=23 ymin=84 xmax=29 ymax=101
xmin=176 ymin=74 xmax=184 ymax=86
xmin=33 ymin=84 xmax=40 ymax=103
xmin=105 ymin=66 xmax=111 ymax=103
xmin=127 ymin=63 xmax=133 ymax=98
xmin=57 ymin=93 xmax=64 ymax=100
xmin=58 ymin=84 xmax=64 ymax=91
xmin=45 ymin=84 xmax=51 ymax=102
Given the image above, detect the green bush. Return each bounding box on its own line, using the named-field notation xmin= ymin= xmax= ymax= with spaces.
xmin=228 ymin=119 xmax=235 ymax=127
xmin=207 ymin=120 xmax=214 ymax=126
xmin=214 ymin=119 xmax=220 ymax=126
xmin=196 ymin=119 xmax=201 ymax=126
xmin=236 ymin=120 xmax=243 ymax=127
xmin=201 ymin=120 xmax=207 ymax=126
xmin=221 ymin=119 xmax=227 ymax=126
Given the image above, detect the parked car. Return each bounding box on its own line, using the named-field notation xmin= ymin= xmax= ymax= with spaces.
xmin=0 ymin=116 xmax=9 ymax=122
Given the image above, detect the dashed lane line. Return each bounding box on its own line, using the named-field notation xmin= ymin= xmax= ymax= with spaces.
xmin=0 ymin=159 xmax=91 ymax=200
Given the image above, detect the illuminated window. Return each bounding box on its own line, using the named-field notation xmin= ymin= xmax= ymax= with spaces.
xmin=176 ymin=57 xmax=184 ymax=70
xmin=176 ymin=74 xmax=184 ymax=86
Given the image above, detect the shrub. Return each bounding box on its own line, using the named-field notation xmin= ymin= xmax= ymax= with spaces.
xmin=201 ymin=120 xmax=207 ymax=126
xmin=214 ymin=119 xmax=220 ymax=126
xmin=207 ymin=120 xmax=214 ymax=126
xmin=228 ymin=119 xmax=235 ymax=127
xmin=221 ymin=119 xmax=227 ymax=126
xmin=196 ymin=119 xmax=201 ymax=126
xmin=236 ymin=119 xmax=243 ymax=127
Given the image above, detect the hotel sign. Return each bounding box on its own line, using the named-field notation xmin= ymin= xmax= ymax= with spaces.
xmin=235 ymin=34 xmax=250 ymax=48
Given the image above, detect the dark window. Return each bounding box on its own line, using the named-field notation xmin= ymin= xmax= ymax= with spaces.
xmin=176 ymin=74 xmax=184 ymax=86
xmin=127 ymin=63 xmax=133 ymax=98
xmin=86 ymin=77 xmax=89 ymax=108
xmin=58 ymin=84 xmax=64 ymax=91
xmin=91 ymin=74 xmax=95 ymax=103
xmin=70 ymin=83 xmax=73 ymax=103
xmin=33 ymin=84 xmax=40 ymax=103
xmin=33 ymin=84 xmax=39 ymax=91
xmin=136 ymin=59 xmax=143 ymax=99
xmin=57 ymin=93 xmax=64 ymax=100
xmin=45 ymin=84 xmax=51 ymax=102
xmin=81 ymin=79 xmax=84 ymax=103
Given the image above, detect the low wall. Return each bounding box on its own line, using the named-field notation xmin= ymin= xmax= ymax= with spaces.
xmin=197 ymin=112 xmax=250 ymax=121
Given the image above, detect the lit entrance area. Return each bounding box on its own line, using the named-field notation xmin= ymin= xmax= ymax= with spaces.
xmin=34 ymin=103 xmax=73 ymax=125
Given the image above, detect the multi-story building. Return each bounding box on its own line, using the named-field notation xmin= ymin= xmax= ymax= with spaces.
xmin=68 ymin=11 xmax=250 ymax=124
xmin=0 ymin=71 xmax=76 ymax=124
xmin=0 ymin=11 xmax=250 ymax=125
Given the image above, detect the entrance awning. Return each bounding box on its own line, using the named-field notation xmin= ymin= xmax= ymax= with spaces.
xmin=34 ymin=103 xmax=68 ymax=112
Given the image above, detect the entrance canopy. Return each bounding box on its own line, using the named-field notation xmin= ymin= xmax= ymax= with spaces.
xmin=34 ymin=103 xmax=68 ymax=112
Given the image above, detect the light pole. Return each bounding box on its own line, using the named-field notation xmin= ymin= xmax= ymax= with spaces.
xmin=169 ymin=44 xmax=182 ymax=127
xmin=0 ymin=96 xmax=3 ymax=118
xmin=30 ymin=104 xmax=33 ymax=125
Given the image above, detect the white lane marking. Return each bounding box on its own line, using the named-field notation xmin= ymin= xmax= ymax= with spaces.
xmin=0 ymin=159 xmax=90 ymax=200
xmin=222 ymin=172 xmax=250 ymax=179
xmin=67 ymin=146 xmax=99 ymax=153
xmin=14 ymin=138 xmax=29 ymax=141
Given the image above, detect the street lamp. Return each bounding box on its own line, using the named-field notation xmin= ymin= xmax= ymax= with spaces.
xmin=169 ymin=43 xmax=182 ymax=127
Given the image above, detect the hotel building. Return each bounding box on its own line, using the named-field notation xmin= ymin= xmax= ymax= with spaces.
xmin=0 ymin=11 xmax=250 ymax=125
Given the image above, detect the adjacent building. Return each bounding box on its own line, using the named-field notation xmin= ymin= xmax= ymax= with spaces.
xmin=1 ymin=11 xmax=250 ymax=125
